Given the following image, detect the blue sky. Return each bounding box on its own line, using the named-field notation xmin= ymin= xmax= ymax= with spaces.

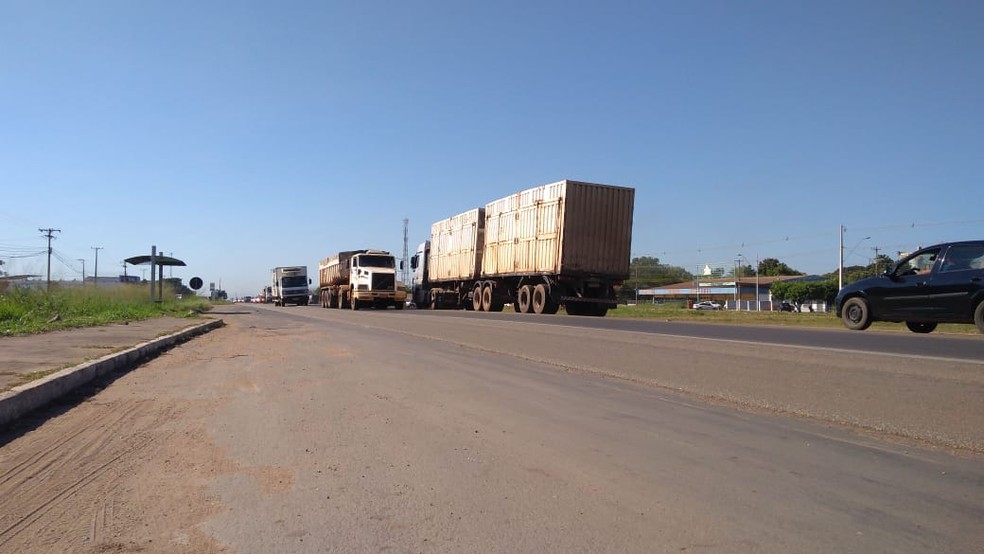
xmin=2 ymin=0 xmax=982 ymax=297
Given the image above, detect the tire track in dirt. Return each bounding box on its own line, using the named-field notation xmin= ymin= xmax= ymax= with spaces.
xmin=0 ymin=399 xmax=168 ymax=548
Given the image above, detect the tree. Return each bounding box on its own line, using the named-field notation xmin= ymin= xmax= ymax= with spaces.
xmin=621 ymin=257 xmax=694 ymax=302
xmin=826 ymin=254 xmax=899 ymax=285
xmin=758 ymin=258 xmax=802 ymax=276
xmin=770 ymin=279 xmax=838 ymax=310
xmin=727 ymin=264 xmax=756 ymax=278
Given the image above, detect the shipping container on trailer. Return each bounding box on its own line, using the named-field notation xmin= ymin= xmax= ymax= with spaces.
xmin=411 ymin=179 xmax=634 ymax=316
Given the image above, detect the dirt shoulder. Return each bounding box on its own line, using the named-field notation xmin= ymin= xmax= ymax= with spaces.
xmin=0 ymin=317 xmax=203 ymax=392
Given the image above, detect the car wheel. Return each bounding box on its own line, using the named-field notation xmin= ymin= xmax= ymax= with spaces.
xmin=975 ymin=301 xmax=984 ymax=334
xmin=841 ymin=297 xmax=872 ymax=330
xmin=905 ymin=321 xmax=937 ymax=334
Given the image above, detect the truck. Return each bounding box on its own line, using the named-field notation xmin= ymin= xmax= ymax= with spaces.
xmin=410 ymin=179 xmax=634 ymax=317
xmin=270 ymin=266 xmax=311 ymax=306
xmin=318 ymin=250 xmax=404 ymax=310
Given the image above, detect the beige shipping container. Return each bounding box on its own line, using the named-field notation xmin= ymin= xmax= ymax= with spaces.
xmin=428 ymin=208 xmax=485 ymax=283
xmin=483 ymin=180 xmax=634 ymax=278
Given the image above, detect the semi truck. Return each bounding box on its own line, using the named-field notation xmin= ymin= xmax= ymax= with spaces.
xmin=318 ymin=250 xmax=404 ymax=310
xmin=410 ymin=179 xmax=634 ymax=316
xmin=270 ymin=266 xmax=311 ymax=306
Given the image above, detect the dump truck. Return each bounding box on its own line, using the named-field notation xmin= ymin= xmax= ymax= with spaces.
xmin=270 ymin=266 xmax=311 ymax=306
xmin=318 ymin=250 xmax=404 ymax=310
xmin=410 ymin=179 xmax=634 ymax=316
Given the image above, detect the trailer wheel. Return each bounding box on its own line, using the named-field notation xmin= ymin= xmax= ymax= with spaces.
xmin=481 ymin=285 xmax=491 ymax=312
xmin=351 ymin=297 xmax=359 ymax=310
xmin=472 ymin=283 xmax=485 ymax=311
xmin=565 ymin=303 xmax=585 ymax=316
xmin=517 ymin=285 xmax=533 ymax=313
xmin=484 ymin=286 xmax=504 ymax=312
xmin=532 ymin=284 xmax=550 ymax=314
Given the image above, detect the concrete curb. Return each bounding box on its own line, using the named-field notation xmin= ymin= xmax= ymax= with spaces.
xmin=0 ymin=318 xmax=224 ymax=427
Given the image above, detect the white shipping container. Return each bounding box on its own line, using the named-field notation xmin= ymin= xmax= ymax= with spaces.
xmin=428 ymin=208 xmax=485 ymax=283
xmin=482 ymin=180 xmax=634 ymax=278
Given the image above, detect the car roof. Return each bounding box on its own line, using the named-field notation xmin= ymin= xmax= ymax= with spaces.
xmin=924 ymin=240 xmax=984 ymax=249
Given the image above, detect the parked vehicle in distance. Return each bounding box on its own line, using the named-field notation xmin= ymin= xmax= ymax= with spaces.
xmin=778 ymin=301 xmax=796 ymax=312
xmin=835 ymin=240 xmax=984 ymax=334
xmin=693 ymin=301 xmax=722 ymax=310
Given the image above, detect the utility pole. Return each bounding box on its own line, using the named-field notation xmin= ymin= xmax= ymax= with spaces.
xmin=77 ymin=259 xmax=86 ymax=282
xmin=92 ymin=246 xmax=103 ymax=286
xmin=872 ymin=246 xmax=881 ymax=274
xmin=39 ymin=228 xmax=61 ymax=291
xmin=838 ymin=224 xmax=844 ymax=290
xmin=402 ymin=218 xmax=409 ymax=286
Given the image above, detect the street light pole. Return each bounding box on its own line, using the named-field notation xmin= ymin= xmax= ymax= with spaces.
xmin=77 ymin=259 xmax=85 ymax=283
xmin=755 ymin=255 xmax=760 ymax=311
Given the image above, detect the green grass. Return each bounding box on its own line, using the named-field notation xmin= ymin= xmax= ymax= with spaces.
xmin=0 ymin=284 xmax=213 ymax=336
xmin=606 ymin=302 xmax=981 ymax=335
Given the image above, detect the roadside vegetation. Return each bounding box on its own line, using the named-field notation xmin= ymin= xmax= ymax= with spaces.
xmin=0 ymin=284 xmax=212 ymax=336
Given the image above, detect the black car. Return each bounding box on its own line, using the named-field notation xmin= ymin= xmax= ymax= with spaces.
xmin=835 ymin=240 xmax=984 ymax=334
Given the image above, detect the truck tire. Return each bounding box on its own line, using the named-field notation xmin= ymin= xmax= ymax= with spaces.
xmin=472 ymin=283 xmax=485 ymax=311
xmin=533 ymin=284 xmax=558 ymax=315
xmin=517 ymin=285 xmax=533 ymax=314
xmin=351 ymin=297 xmax=359 ymax=310
xmin=481 ymin=285 xmax=504 ymax=312
xmin=565 ymin=303 xmax=585 ymax=316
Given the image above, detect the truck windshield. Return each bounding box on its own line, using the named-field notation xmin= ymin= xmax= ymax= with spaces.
xmin=356 ymin=255 xmax=395 ymax=268
xmin=281 ymin=276 xmax=307 ymax=287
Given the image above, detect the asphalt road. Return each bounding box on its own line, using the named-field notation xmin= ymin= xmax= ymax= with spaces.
xmin=401 ymin=307 xmax=984 ymax=363
xmin=0 ymin=304 xmax=981 ymax=553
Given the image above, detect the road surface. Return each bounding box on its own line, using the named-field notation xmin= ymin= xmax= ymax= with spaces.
xmin=1 ymin=304 xmax=981 ymax=553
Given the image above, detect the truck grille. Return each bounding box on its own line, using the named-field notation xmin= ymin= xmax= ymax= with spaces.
xmin=372 ymin=273 xmax=395 ymax=290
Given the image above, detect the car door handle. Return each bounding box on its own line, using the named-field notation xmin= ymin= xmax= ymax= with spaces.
xmin=972 ymin=277 xmax=982 ymax=283
xmin=916 ymin=281 xmax=929 ymax=286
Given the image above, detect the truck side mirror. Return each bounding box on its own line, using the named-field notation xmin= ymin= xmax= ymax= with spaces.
xmin=400 ymin=261 xmax=404 ymax=270
xmin=309 ymin=278 xmax=312 ymax=284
